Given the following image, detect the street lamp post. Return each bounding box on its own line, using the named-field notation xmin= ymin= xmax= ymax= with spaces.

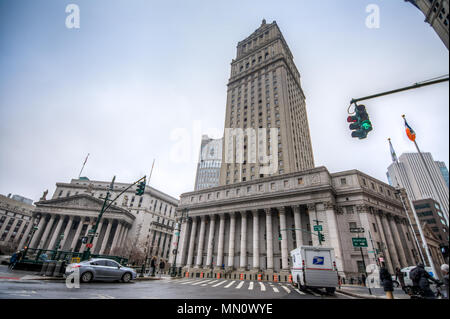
xmin=170 ymin=209 xmax=188 ymax=277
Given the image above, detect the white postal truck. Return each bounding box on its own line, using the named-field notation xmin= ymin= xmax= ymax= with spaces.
xmin=290 ymin=246 xmax=338 ymax=293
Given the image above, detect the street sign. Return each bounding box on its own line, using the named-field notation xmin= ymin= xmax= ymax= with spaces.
xmin=349 ymin=227 xmax=365 ymax=233
xmin=71 ymin=257 xmax=80 ymax=263
xmin=368 ymin=250 xmax=375 ymax=253
xmin=175 ymin=232 xmax=180 ymax=236
xmin=352 ymin=237 xmax=368 ymax=247
xmin=313 ymin=225 xmax=322 ymax=232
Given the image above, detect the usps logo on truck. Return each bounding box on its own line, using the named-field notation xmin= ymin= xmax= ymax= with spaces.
xmin=312 ymin=256 xmax=324 ymax=265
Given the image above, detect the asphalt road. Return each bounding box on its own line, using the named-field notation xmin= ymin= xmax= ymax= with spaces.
xmin=0 ymin=276 xmax=353 ymax=299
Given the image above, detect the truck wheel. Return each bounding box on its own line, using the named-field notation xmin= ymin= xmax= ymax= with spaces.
xmin=326 ymin=287 xmax=336 ymax=294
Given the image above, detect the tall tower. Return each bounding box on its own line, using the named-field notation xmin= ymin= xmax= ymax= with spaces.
xmin=194 ymin=135 xmax=222 ymax=191
xmin=219 ymin=20 xmax=314 ymax=185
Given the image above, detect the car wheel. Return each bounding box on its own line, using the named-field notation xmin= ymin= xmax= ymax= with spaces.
xmin=122 ymin=272 xmax=132 ymax=283
xmin=81 ymin=271 xmax=93 ymax=283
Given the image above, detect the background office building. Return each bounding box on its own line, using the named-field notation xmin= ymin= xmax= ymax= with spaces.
xmin=387 ymin=152 xmax=449 ymax=224
xmin=194 ymin=135 xmax=223 ymax=191
xmin=436 ymin=161 xmax=449 ymax=187
xmin=413 ymin=198 xmax=449 ymax=243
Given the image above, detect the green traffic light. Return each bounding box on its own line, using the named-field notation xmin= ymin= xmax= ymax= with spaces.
xmin=361 ymin=120 xmax=372 ymax=130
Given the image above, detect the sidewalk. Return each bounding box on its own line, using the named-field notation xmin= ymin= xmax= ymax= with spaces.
xmin=338 ymin=284 xmax=410 ymax=299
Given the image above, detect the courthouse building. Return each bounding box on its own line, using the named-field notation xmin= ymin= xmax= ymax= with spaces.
xmin=172 ymin=20 xmax=420 ymax=281
xmin=29 ymin=177 xmax=178 ymax=261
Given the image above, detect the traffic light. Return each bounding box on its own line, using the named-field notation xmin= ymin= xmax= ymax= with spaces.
xmin=318 ymin=233 xmax=325 ymax=243
xmin=135 ymin=179 xmax=146 ymax=196
xmin=347 ymin=104 xmax=373 ymax=139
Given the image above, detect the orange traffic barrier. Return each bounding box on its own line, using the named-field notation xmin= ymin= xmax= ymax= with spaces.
xmin=217 ymin=273 xmax=221 ymax=279
xmin=185 ymin=272 xmax=189 ymax=278
xmin=200 ymin=272 xmax=204 ymax=278
xmin=240 ymin=273 xmax=244 ymax=280
xmin=288 ymin=274 xmax=293 ymax=283
xmin=257 ymin=274 xmax=262 ymax=281
xmin=273 ymin=274 xmax=279 ymax=282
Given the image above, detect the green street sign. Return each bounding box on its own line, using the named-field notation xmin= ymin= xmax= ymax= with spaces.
xmin=352 ymin=237 xmax=368 ymax=247
xmin=313 ymin=225 xmax=322 ymax=232
xmin=368 ymin=250 xmax=375 ymax=253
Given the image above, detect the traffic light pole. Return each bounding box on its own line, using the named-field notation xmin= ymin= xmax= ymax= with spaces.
xmin=356 ymin=231 xmax=372 ymax=295
xmin=349 ymin=77 xmax=449 ymax=106
xmin=82 ymin=175 xmax=146 ymax=261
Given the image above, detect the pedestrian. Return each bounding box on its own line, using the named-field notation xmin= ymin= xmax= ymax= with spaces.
xmin=159 ymin=259 xmax=166 ymax=277
xmin=361 ymin=273 xmax=366 ymax=287
xmin=8 ymin=251 xmax=18 ymax=270
xmin=350 ymin=277 xmax=354 ymax=285
xmin=409 ymin=263 xmax=439 ymax=299
xmin=395 ymin=267 xmax=406 ymax=292
xmin=337 ymin=275 xmax=342 ymax=289
xmin=150 ymin=257 xmax=157 ymax=277
xmin=440 ymin=264 xmax=448 ymax=299
xmin=379 ymin=262 xmax=394 ymax=299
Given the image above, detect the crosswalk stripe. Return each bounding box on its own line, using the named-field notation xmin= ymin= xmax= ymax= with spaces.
xmin=224 ymin=281 xmax=235 ymax=288
xmin=259 ymin=282 xmax=266 ymax=291
xmin=236 ymin=281 xmax=245 ymax=289
xmin=248 ymin=282 xmax=254 ymax=290
xmin=308 ymin=290 xmax=321 ymax=297
xmin=192 ymin=280 xmax=212 ymax=286
xmin=180 ymin=279 xmax=200 ymax=285
xmin=280 ymin=285 xmax=291 ymax=293
xmin=212 ymin=281 xmax=227 ymax=287
xmin=294 ymin=288 xmax=306 ymax=295
xmin=272 ymin=286 xmax=279 ymax=293
xmin=201 ymin=280 xmax=218 ymax=286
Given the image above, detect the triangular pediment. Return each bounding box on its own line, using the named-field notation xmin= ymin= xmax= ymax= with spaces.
xmin=35 ymin=194 xmax=128 ymax=214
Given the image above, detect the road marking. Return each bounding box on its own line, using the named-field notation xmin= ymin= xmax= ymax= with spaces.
xmin=224 ymin=281 xmax=235 ymax=288
xmin=259 ymin=282 xmax=266 ymax=291
xmin=192 ymin=280 xmax=212 ymax=286
xmin=335 ymin=291 xmax=356 ymax=299
xmin=212 ymin=280 xmax=227 ymax=287
xmin=236 ymin=281 xmax=245 ymax=289
xmin=272 ymin=286 xmax=279 ymax=293
xmin=201 ymin=280 xmax=218 ymax=286
xmin=294 ymin=288 xmax=306 ymax=295
xmin=180 ymin=279 xmax=200 ymax=285
xmin=307 ymin=289 xmax=321 ymax=297
xmin=248 ymin=282 xmax=254 ymax=290
xmin=280 ymin=285 xmax=291 ymax=293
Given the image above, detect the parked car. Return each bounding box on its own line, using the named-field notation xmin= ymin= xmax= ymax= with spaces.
xmin=65 ymin=258 xmax=137 ymax=283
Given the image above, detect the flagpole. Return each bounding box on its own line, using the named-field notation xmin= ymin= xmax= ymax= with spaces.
xmin=78 ymin=153 xmax=90 ymax=178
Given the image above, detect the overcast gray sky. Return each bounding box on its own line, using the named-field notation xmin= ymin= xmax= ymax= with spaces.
xmin=0 ymin=0 xmax=448 ymax=202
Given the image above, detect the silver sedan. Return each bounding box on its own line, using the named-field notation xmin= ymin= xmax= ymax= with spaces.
xmin=65 ymin=258 xmax=137 ymax=283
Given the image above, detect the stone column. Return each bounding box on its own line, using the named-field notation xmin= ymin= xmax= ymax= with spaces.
xmin=307 ymin=203 xmax=319 ymax=246
xmin=110 ymin=222 xmax=123 ymax=253
xmin=398 ymin=219 xmax=415 ymax=265
xmin=374 ymin=213 xmax=394 ymax=273
xmin=47 ymin=216 xmax=65 ymax=250
xmin=252 ymin=210 xmax=260 ymax=270
xmin=324 ymin=201 xmax=344 ymax=272
xmin=4 ymin=219 xmax=19 ymax=243
xmin=119 ymin=226 xmax=129 ymax=248
xmin=38 ymin=214 xmax=56 ymax=249
xmin=227 ymin=213 xmax=236 ymax=269
xmin=293 ymin=206 xmax=303 ymax=248
xmin=382 ymin=213 xmax=401 ymax=270
xmin=99 ymin=219 xmax=113 ymax=254
xmin=216 ymin=214 xmax=226 ymax=269
xmin=195 ymin=216 xmax=207 ymax=267
xmin=91 ymin=219 xmax=105 ymax=252
xmin=17 ymin=221 xmax=34 ymax=249
xmin=30 ymin=215 xmax=47 ymax=248
xmin=59 ymin=216 xmax=74 ymax=250
xmin=388 ymin=216 xmax=408 ymax=268
xmin=357 ymin=205 xmax=377 ymax=266
xmin=176 ymin=219 xmax=189 ymax=267
xmin=279 ymin=207 xmax=289 ymax=270
xmin=239 ymin=211 xmax=247 ymax=270
xmin=115 ymin=223 xmax=126 ymax=250
xmin=186 ymin=217 xmax=198 ymax=268
xmin=70 ymin=218 xmax=85 ymax=251
xmin=205 ymin=215 xmax=216 ymax=268
xmin=265 ymin=208 xmax=274 ymax=270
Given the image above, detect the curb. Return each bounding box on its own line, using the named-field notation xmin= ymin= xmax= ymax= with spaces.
xmin=337 ymin=288 xmax=382 ymax=299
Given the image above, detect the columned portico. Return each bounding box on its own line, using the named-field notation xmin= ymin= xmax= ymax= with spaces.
xmin=216 ymin=214 xmax=226 ymax=269
xmin=293 ymin=206 xmax=303 ymax=248
xmin=278 ymin=207 xmax=289 ymax=271
xmin=227 ymin=212 xmax=236 ymax=270
xmin=205 ymin=215 xmax=216 ymax=268
xmin=265 ymin=209 xmax=274 ymax=271
xmin=252 ymin=210 xmax=260 ymax=270
xmin=186 ymin=217 xmax=198 ymax=268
